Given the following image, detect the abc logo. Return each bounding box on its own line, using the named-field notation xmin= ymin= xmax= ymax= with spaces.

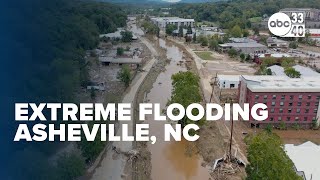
xmin=268 ymin=12 xmax=292 ymax=36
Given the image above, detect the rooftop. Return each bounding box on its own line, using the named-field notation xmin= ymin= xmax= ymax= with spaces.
xmin=293 ymin=65 xmax=320 ymax=77
xmin=241 ymin=75 xmax=320 ymax=92
xmin=266 ymin=37 xmax=288 ymax=44
xmin=217 ymin=75 xmax=240 ymax=82
xmin=229 ymin=37 xmax=257 ymax=43
xmin=267 ymin=65 xmax=286 ymax=76
xmin=220 ymin=42 xmax=266 ymax=48
xmin=99 ymin=57 xmax=142 ymax=64
xmin=285 ymin=141 xmax=320 ymax=180
xmin=259 ymin=53 xmax=291 ymax=58
xmin=266 ymin=65 xmax=320 ymax=78
xmin=151 ymin=17 xmax=194 ymax=22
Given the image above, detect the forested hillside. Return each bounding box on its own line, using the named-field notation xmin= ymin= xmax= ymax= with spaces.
xmin=170 ymin=0 xmax=320 ymax=29
xmin=4 ymin=0 xmax=126 ymax=179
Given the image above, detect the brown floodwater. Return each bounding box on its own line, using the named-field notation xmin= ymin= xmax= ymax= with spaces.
xmin=145 ymin=39 xmax=210 ymax=180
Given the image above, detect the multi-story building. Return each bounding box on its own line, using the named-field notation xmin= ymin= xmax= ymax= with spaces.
xmin=150 ymin=17 xmax=195 ymax=29
xmin=238 ymin=75 xmax=320 ymax=128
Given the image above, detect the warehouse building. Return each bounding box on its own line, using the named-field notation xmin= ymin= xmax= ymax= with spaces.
xmin=238 ymin=75 xmax=320 ymax=128
xmin=150 ymin=17 xmax=195 ymax=29
xmin=219 ymin=42 xmax=267 ymax=54
xmin=267 ymin=65 xmax=320 ymax=78
xmin=285 ymin=141 xmax=320 ymax=180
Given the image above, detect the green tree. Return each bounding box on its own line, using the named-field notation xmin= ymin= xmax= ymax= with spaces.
xmin=56 ymin=152 xmax=86 ymax=180
xmin=78 ymin=121 xmax=106 ymax=162
xmin=284 ymin=67 xmax=301 ymax=78
xmin=178 ymin=25 xmax=184 ymax=37
xmin=289 ymin=41 xmax=298 ymax=49
xmin=240 ymin=53 xmax=246 ymax=61
xmin=246 ymin=54 xmax=251 ymax=61
xmin=312 ymin=118 xmax=319 ymax=129
xmin=209 ymin=38 xmax=218 ymax=51
xmin=265 ymin=124 xmax=273 ymax=133
xmin=253 ymin=27 xmax=260 ymax=35
xmin=121 ymin=30 xmax=133 ymax=42
xmin=170 ymin=71 xmax=202 ymax=127
xmin=117 ymin=65 xmax=131 ymax=87
xmin=279 ymin=122 xmax=287 ymax=130
xmin=199 ymin=35 xmax=208 ymax=46
xmin=230 ymin=25 xmax=242 ymax=37
xmin=193 ymin=32 xmax=197 ymax=42
xmin=117 ymin=47 xmax=124 ymax=56
xmin=242 ymin=29 xmax=250 ymax=37
xmin=166 ymin=24 xmax=177 ymax=35
xmin=293 ymin=123 xmax=300 ymax=130
xmin=246 ymin=131 xmax=302 ymax=180
xmin=228 ymin=48 xmax=238 ymax=58
xmin=266 ymin=68 xmax=272 ymax=75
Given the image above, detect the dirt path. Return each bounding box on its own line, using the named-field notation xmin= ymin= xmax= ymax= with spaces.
xmin=90 ymin=19 xmax=159 ymax=180
xmin=167 ymin=38 xmax=248 ymax=172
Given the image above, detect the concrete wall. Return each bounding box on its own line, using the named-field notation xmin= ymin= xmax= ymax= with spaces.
xmin=218 ymin=79 xmax=239 ymax=89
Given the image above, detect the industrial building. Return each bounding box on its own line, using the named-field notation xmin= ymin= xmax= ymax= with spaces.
xmin=266 ymin=37 xmax=289 ymax=48
xmin=238 ymin=75 xmax=320 ymax=127
xmin=285 ymin=141 xmax=320 ymax=180
xmin=219 ymin=42 xmax=267 ymax=54
xmin=217 ymin=75 xmax=240 ymax=89
xmin=150 ymin=17 xmax=195 ymax=29
xmin=267 ymin=65 xmax=320 ymax=78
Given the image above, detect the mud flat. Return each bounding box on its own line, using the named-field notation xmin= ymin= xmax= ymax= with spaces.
xmin=133 ymin=37 xmax=211 ymax=180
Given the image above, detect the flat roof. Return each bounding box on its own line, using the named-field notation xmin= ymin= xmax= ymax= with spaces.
xmin=267 ymin=65 xmax=286 ymax=76
xmin=220 ymin=42 xmax=266 ymax=48
xmin=229 ymin=37 xmax=256 ymax=43
xmin=285 ymin=141 xmax=320 ymax=180
xmin=293 ymin=65 xmax=320 ymax=77
xmin=217 ymin=75 xmax=240 ymax=81
xmin=151 ymin=17 xmax=194 ymax=22
xmin=266 ymin=65 xmax=320 ymax=78
xmin=259 ymin=53 xmax=291 ymax=58
xmin=241 ymin=75 xmax=320 ymax=92
xmin=99 ymin=57 xmax=142 ymax=64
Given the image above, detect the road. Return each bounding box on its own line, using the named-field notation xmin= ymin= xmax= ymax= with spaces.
xmin=90 ymin=19 xmax=158 ymax=180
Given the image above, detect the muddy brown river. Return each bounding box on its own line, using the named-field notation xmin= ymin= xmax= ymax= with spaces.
xmin=145 ymin=39 xmax=210 ymax=180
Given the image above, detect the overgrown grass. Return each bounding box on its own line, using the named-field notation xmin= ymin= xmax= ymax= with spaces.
xmin=195 ymin=51 xmax=214 ymax=60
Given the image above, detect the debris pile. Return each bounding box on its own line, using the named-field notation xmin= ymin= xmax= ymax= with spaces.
xmin=210 ymin=154 xmax=246 ymax=180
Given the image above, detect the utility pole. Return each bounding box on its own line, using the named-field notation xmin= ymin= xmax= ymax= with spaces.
xmin=210 ymin=73 xmax=217 ymax=103
xmin=228 ymin=97 xmax=234 ymax=162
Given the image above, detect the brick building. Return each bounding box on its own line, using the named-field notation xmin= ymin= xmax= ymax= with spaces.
xmin=238 ymin=75 xmax=320 ymax=128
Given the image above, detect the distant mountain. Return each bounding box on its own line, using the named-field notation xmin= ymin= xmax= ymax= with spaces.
xmin=101 ymin=0 xmax=216 ymax=4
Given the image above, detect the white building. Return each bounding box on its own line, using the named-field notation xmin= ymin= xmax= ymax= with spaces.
xmin=217 ymin=75 xmax=240 ymax=89
xmin=267 ymin=65 xmax=320 ymax=77
xmin=150 ymin=17 xmax=195 ymax=29
xmin=285 ymin=141 xmax=320 ymax=180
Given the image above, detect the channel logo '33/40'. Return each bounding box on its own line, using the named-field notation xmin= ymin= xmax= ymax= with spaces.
xmin=268 ymin=12 xmax=305 ymax=37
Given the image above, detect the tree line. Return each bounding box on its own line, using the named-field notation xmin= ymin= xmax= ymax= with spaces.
xmin=169 ymin=0 xmax=320 ymax=29
xmin=6 ymin=0 xmax=127 ymax=179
